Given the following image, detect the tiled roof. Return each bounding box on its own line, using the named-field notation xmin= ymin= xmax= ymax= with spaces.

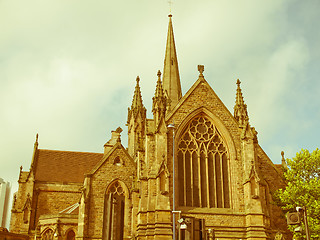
xmin=34 ymin=149 xmax=103 ymax=183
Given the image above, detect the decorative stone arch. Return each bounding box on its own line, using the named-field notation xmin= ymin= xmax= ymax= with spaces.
xmin=102 ymin=179 xmax=130 ymax=240
xmin=174 ymin=107 xmax=237 ymax=209
xmin=41 ymin=227 xmax=54 ymax=240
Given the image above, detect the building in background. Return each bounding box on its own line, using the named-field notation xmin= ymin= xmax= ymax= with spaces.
xmin=0 ymin=178 xmax=11 ymax=228
xmin=9 ymin=15 xmax=290 ymax=240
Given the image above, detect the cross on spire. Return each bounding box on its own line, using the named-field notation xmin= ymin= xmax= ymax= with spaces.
xmin=168 ymin=0 xmax=173 ymax=14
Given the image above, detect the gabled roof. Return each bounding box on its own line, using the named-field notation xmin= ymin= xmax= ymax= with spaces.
xmin=34 ymin=149 xmax=103 ymax=183
xmin=89 ymin=142 xmax=135 ymax=175
xmin=165 ymin=73 xmax=238 ymax=128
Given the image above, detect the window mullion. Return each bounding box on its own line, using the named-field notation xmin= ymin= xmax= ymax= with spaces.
xmin=197 ymin=145 xmax=202 ymax=207
xmin=220 ymin=153 xmax=225 ymax=208
xmin=205 ymin=148 xmax=210 ymax=208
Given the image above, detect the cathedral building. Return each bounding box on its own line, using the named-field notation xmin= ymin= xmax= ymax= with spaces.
xmin=10 ymin=15 xmax=290 ymax=240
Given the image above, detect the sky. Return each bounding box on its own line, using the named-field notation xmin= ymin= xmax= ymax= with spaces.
xmin=0 ymin=0 xmax=319 ymax=227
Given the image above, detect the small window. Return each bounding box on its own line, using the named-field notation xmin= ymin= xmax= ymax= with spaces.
xmin=113 ymin=157 xmax=122 ymax=166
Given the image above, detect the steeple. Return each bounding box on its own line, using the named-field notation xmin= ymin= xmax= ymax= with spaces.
xmin=162 ymin=14 xmax=182 ymax=111
xmin=234 ymin=79 xmax=249 ymax=126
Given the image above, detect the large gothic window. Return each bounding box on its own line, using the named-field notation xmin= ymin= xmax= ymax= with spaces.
xmin=177 ymin=115 xmax=230 ymax=208
xmin=103 ymin=181 xmax=125 ymax=240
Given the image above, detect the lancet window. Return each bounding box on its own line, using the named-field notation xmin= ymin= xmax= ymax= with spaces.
xmin=103 ymin=181 xmax=125 ymax=240
xmin=177 ymin=115 xmax=230 ymax=208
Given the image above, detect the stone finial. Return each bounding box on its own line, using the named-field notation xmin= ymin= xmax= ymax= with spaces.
xmin=198 ymin=65 xmax=204 ymax=77
xmin=281 ymin=151 xmax=288 ymax=169
xmin=115 ymin=127 xmax=123 ymax=134
xmin=34 ymin=133 xmax=39 ymax=148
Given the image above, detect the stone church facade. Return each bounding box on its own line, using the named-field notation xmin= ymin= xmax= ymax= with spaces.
xmin=10 ymin=15 xmax=290 ymax=240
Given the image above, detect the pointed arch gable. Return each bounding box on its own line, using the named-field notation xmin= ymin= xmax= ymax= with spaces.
xmin=89 ymin=143 xmax=135 ymax=175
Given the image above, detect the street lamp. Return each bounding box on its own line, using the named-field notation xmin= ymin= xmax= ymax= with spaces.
xmin=167 ymin=123 xmax=175 ymax=240
xmin=287 ymin=206 xmax=310 ymax=240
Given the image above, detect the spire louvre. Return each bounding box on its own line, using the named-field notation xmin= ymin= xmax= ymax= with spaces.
xmin=234 ymin=79 xmax=249 ymax=125
xmin=162 ymin=15 xmax=182 ymax=111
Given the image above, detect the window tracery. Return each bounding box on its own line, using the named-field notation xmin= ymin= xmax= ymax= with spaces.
xmin=177 ymin=115 xmax=230 ymax=208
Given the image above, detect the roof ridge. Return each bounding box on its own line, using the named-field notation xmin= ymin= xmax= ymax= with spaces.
xmin=38 ymin=149 xmax=103 ymax=155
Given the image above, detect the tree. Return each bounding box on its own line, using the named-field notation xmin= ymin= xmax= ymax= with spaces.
xmin=274 ymin=149 xmax=320 ymax=239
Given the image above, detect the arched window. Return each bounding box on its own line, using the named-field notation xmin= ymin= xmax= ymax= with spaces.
xmin=42 ymin=228 xmax=54 ymax=240
xmin=103 ymin=181 xmax=125 ymax=240
xmin=66 ymin=230 xmax=75 ymax=240
xmin=177 ymin=115 xmax=230 ymax=208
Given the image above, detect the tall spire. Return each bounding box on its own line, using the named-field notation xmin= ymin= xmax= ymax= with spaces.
xmin=162 ymin=14 xmax=182 ymax=111
xmin=234 ymin=79 xmax=249 ymax=126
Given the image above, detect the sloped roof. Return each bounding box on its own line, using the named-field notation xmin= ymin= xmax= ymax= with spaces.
xmin=34 ymin=149 xmax=103 ymax=183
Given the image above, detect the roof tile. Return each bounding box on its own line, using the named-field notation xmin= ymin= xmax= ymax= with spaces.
xmin=35 ymin=149 xmax=103 ymax=183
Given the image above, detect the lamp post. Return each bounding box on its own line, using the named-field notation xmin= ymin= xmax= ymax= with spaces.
xmin=300 ymin=207 xmax=311 ymax=240
xmin=167 ymin=123 xmax=175 ymax=240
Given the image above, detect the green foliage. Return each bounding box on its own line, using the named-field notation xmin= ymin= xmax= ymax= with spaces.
xmin=274 ymin=149 xmax=320 ymax=239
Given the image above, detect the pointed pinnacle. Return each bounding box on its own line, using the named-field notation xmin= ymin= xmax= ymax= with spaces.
xmin=131 ymin=76 xmax=144 ymax=109
xmin=154 ymin=70 xmax=164 ymax=98
xmin=34 ymin=133 xmax=39 ymax=148
xmin=234 ymin=79 xmax=249 ymax=125
xmin=235 ymin=79 xmax=245 ymax=106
